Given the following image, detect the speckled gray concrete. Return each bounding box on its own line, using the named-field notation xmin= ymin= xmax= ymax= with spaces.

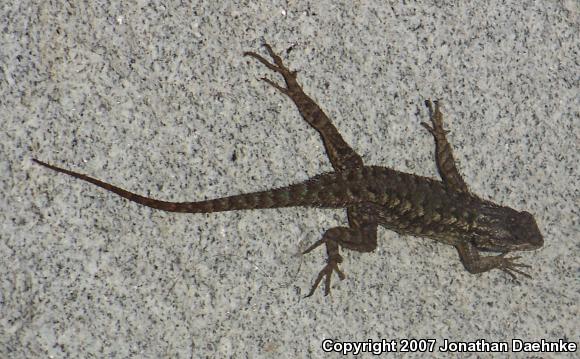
xmin=1 ymin=1 xmax=578 ymax=358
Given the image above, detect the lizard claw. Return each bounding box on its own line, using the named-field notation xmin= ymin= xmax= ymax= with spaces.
xmin=244 ymin=43 xmax=298 ymax=95
xmin=302 ymin=238 xmax=326 ymax=255
xmin=244 ymin=43 xmax=296 ymax=77
xmin=423 ymin=100 xmax=449 ymax=135
xmin=260 ymin=77 xmax=289 ymax=95
xmin=498 ymin=254 xmax=532 ymax=280
xmin=305 ymin=255 xmax=345 ymax=297
xmin=420 ymin=121 xmax=435 ymax=134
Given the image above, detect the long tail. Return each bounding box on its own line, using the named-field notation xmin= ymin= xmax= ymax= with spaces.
xmin=32 ymin=159 xmax=341 ymax=213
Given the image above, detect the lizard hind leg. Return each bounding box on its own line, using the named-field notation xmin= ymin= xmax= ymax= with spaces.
xmin=302 ymin=206 xmax=378 ymax=297
xmin=245 ymin=43 xmax=364 ymax=172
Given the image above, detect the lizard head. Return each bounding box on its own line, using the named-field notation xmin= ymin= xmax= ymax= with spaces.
xmin=471 ymin=203 xmax=544 ymax=252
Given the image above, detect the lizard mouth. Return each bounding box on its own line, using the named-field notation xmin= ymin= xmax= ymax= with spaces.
xmin=521 ymin=234 xmax=543 ymax=251
xmin=519 ymin=212 xmax=544 ymax=250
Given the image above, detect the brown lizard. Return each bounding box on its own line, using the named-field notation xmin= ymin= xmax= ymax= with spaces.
xmin=33 ymin=43 xmax=543 ymax=297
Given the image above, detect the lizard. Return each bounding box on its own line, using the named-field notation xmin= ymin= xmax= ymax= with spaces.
xmin=33 ymin=43 xmax=544 ymax=297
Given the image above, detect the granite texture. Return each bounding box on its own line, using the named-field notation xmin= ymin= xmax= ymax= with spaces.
xmin=1 ymin=1 xmax=578 ymax=358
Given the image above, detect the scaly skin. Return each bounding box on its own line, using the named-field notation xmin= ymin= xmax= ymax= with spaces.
xmin=34 ymin=44 xmax=543 ymax=297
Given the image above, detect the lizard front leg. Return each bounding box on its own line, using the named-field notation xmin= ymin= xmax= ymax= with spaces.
xmin=244 ymin=44 xmax=363 ymax=171
xmin=421 ymin=100 xmax=469 ymax=193
xmin=302 ymin=205 xmax=378 ymax=296
xmin=455 ymin=242 xmax=532 ymax=279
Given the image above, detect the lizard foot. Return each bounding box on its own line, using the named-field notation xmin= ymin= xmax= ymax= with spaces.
xmin=244 ymin=43 xmax=298 ymax=95
xmin=421 ymin=99 xmax=448 ymax=136
xmin=496 ymin=254 xmax=532 ymax=280
xmin=305 ymin=254 xmax=345 ymax=297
